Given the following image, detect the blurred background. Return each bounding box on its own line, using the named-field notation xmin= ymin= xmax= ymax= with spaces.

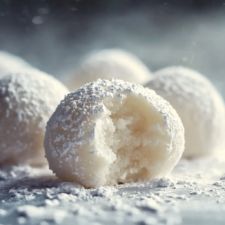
xmin=0 ymin=0 xmax=225 ymax=94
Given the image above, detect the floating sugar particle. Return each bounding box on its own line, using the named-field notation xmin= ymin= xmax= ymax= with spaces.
xmin=32 ymin=16 xmax=44 ymax=25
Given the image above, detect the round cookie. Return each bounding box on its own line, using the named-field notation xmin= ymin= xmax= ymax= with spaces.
xmin=145 ymin=66 xmax=225 ymax=158
xmin=67 ymin=49 xmax=152 ymax=90
xmin=45 ymin=79 xmax=184 ymax=187
xmin=0 ymin=51 xmax=32 ymax=75
xmin=0 ymin=70 xmax=68 ymax=166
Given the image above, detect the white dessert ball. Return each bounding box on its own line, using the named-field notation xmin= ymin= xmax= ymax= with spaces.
xmin=0 ymin=51 xmax=32 ymax=75
xmin=67 ymin=49 xmax=152 ymax=90
xmin=45 ymin=79 xmax=184 ymax=188
xmin=0 ymin=70 xmax=69 ymax=166
xmin=145 ymin=66 xmax=225 ymax=158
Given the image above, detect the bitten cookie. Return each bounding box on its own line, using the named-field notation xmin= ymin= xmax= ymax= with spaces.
xmin=45 ymin=79 xmax=184 ymax=187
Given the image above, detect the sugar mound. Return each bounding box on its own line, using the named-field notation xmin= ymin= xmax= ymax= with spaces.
xmin=145 ymin=66 xmax=225 ymax=158
xmin=45 ymin=79 xmax=184 ymax=187
xmin=0 ymin=70 xmax=68 ymax=165
xmin=67 ymin=49 xmax=152 ymax=90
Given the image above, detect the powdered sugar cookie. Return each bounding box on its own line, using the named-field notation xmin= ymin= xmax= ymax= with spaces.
xmin=145 ymin=66 xmax=225 ymax=158
xmin=67 ymin=49 xmax=152 ymax=90
xmin=45 ymin=79 xmax=184 ymax=187
xmin=0 ymin=70 xmax=68 ymax=165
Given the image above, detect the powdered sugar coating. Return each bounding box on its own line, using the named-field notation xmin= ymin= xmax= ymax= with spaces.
xmin=45 ymin=79 xmax=184 ymax=187
xmin=0 ymin=70 xmax=69 ymax=165
xmin=145 ymin=66 xmax=225 ymax=158
xmin=67 ymin=49 xmax=152 ymax=90
xmin=0 ymin=51 xmax=32 ymax=75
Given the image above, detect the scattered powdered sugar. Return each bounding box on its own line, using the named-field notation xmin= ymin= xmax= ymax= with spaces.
xmin=1 ymin=154 xmax=225 ymax=225
xmin=135 ymin=198 xmax=161 ymax=213
xmin=90 ymin=186 xmax=117 ymax=198
xmin=17 ymin=205 xmax=68 ymax=224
